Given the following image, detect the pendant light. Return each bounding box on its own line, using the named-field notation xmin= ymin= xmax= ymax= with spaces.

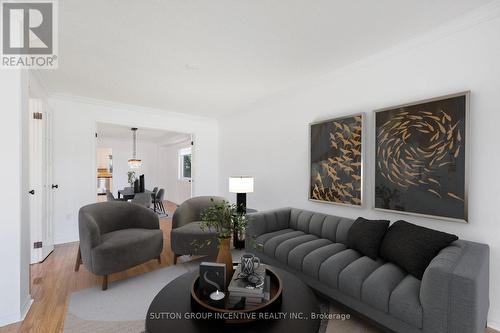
xmin=128 ymin=127 xmax=142 ymax=169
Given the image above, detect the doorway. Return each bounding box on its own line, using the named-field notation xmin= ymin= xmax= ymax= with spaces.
xmin=29 ymin=98 xmax=55 ymax=264
xmin=95 ymin=122 xmax=193 ymax=207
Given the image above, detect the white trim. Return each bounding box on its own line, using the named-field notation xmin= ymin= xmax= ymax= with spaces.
xmin=54 ymin=236 xmax=78 ymax=245
xmin=49 ymin=93 xmax=216 ymax=122
xmin=488 ymin=320 xmax=500 ymax=332
xmin=20 ymin=297 xmax=33 ymax=321
xmin=178 ymin=147 xmax=192 ymax=181
xmin=0 ymin=297 xmax=32 ymax=328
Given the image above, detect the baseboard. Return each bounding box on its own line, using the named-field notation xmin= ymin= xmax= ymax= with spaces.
xmin=20 ymin=297 xmax=33 ymax=321
xmin=0 ymin=297 xmax=32 ymax=328
xmin=54 ymin=237 xmax=79 ymax=245
xmin=488 ymin=320 xmax=500 ymax=332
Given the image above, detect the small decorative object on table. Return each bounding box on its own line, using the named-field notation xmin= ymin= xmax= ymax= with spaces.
xmin=190 ymin=264 xmax=282 ymax=324
xmin=196 ymin=198 xmax=246 ymax=286
xmin=198 ymin=262 xmax=226 ymax=299
xmin=209 ymin=290 xmax=225 ymax=308
xmin=240 ymin=253 xmax=260 ymax=276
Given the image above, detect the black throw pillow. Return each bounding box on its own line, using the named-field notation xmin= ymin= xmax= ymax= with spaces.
xmin=347 ymin=217 xmax=390 ymax=260
xmin=380 ymin=220 xmax=458 ymax=279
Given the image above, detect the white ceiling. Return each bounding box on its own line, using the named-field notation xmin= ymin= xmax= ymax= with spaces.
xmin=97 ymin=122 xmax=190 ymax=145
xmin=39 ymin=0 xmax=493 ymax=117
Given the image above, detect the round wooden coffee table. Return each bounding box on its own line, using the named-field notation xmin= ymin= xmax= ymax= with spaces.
xmin=145 ymin=266 xmax=320 ymax=333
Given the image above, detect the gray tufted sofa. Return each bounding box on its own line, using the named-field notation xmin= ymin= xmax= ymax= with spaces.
xmin=76 ymin=202 xmax=163 ymax=290
xmin=245 ymin=207 xmax=490 ymax=333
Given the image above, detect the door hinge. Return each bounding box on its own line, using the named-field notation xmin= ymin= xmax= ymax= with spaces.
xmin=34 ymin=241 xmax=43 ymax=249
xmin=33 ymin=112 xmax=43 ymax=120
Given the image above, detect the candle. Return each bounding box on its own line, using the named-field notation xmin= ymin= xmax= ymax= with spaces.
xmin=210 ymin=290 xmax=225 ymax=301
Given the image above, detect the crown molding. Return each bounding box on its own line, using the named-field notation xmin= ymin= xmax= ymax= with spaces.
xmin=49 ymin=93 xmax=218 ymax=122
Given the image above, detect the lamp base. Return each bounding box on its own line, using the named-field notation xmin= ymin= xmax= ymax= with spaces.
xmin=234 ymin=193 xmax=246 ymax=249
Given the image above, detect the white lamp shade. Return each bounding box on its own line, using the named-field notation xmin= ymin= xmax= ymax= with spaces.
xmin=229 ymin=176 xmax=254 ymax=193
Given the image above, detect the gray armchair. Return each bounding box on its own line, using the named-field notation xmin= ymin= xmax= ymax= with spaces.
xmin=170 ymin=196 xmax=226 ymax=264
xmin=75 ymin=201 xmax=163 ymax=290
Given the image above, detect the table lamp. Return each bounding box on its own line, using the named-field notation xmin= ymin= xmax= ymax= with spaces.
xmin=229 ymin=176 xmax=254 ymax=249
xmin=229 ymin=176 xmax=254 ymax=214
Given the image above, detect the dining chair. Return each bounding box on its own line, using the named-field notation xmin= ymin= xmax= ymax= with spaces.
xmin=151 ymin=187 xmax=158 ymax=202
xmin=106 ymin=190 xmax=116 ymax=202
xmin=155 ymin=189 xmax=165 ymax=214
xmin=132 ymin=192 xmax=152 ymax=208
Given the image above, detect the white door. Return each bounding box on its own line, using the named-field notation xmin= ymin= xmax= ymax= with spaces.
xmin=29 ymin=98 xmax=54 ymax=264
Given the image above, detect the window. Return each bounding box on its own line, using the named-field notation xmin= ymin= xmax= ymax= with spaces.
xmin=178 ymin=147 xmax=192 ymax=180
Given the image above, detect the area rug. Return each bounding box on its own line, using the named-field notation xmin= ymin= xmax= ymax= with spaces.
xmin=64 ymin=251 xmax=381 ymax=333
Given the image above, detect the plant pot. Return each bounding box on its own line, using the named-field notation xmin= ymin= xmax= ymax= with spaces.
xmin=216 ymin=237 xmax=233 ymax=289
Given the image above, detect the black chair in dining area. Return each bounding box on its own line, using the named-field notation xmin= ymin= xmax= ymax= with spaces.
xmin=151 ymin=187 xmax=158 ymax=201
xmin=154 ymin=189 xmax=166 ymax=214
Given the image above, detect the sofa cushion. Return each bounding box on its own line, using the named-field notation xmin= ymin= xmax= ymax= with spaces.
xmin=254 ymin=228 xmax=296 ymax=247
xmin=275 ymin=234 xmax=318 ymax=264
xmin=389 ymin=275 xmax=423 ymax=328
xmin=335 ymin=218 xmax=356 ymax=244
xmin=92 ymin=228 xmax=163 ymax=275
xmin=347 ymin=217 xmax=389 ymax=259
xmin=289 ymin=209 xmax=354 ymax=244
xmin=318 ymin=249 xmax=361 ymax=288
xmin=320 ymin=216 xmax=342 ymax=242
xmin=296 ymin=210 xmax=315 ymax=233
xmin=263 ymin=230 xmax=305 ymax=257
xmin=361 ymin=262 xmax=407 ymax=313
xmin=380 ymin=220 xmax=458 ymax=279
xmin=308 ymin=213 xmax=328 ymax=237
xmin=302 ymin=243 xmax=346 ymax=279
xmin=338 ymin=256 xmax=383 ymax=299
xmin=288 ymin=238 xmax=332 ymax=272
xmin=262 ymin=208 xmax=290 ymax=233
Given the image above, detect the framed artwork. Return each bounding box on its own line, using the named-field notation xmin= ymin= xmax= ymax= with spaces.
xmin=374 ymin=92 xmax=469 ymax=222
xmin=309 ymin=113 xmax=363 ymax=206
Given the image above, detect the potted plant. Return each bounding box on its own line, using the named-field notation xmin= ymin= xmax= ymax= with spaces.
xmin=198 ymin=198 xmax=246 ymax=286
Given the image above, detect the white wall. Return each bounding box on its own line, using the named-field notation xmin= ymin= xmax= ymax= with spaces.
xmin=97 ymin=136 xmax=160 ymax=196
xmin=0 ymin=70 xmax=32 ymax=327
xmin=158 ymin=139 xmax=193 ymax=205
xmin=49 ymin=96 xmax=219 ymax=244
xmin=218 ymin=8 xmax=500 ymax=329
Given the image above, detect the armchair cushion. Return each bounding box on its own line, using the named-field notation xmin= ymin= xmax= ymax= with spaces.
xmin=170 ymin=221 xmax=219 ymax=256
xmin=91 ymin=228 xmax=163 ymax=275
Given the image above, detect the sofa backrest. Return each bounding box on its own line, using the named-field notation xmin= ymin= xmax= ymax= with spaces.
xmin=289 ymin=208 xmax=355 ymax=244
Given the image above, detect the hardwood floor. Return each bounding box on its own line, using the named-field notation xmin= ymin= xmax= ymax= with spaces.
xmin=1 ymin=199 xmax=498 ymax=333
xmin=0 ymin=201 xmax=178 ymax=333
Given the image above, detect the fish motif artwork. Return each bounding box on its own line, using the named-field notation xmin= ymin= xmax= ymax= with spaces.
xmin=374 ymin=92 xmax=468 ymax=222
xmin=310 ymin=114 xmax=363 ymax=206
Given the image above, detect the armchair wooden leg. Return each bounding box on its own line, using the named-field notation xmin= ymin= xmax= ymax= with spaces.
xmin=157 ymin=255 xmax=161 ymax=264
xmin=102 ymin=275 xmax=108 ymax=290
xmin=173 ymin=254 xmax=179 ymax=265
xmin=74 ymin=247 xmax=82 ymax=272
